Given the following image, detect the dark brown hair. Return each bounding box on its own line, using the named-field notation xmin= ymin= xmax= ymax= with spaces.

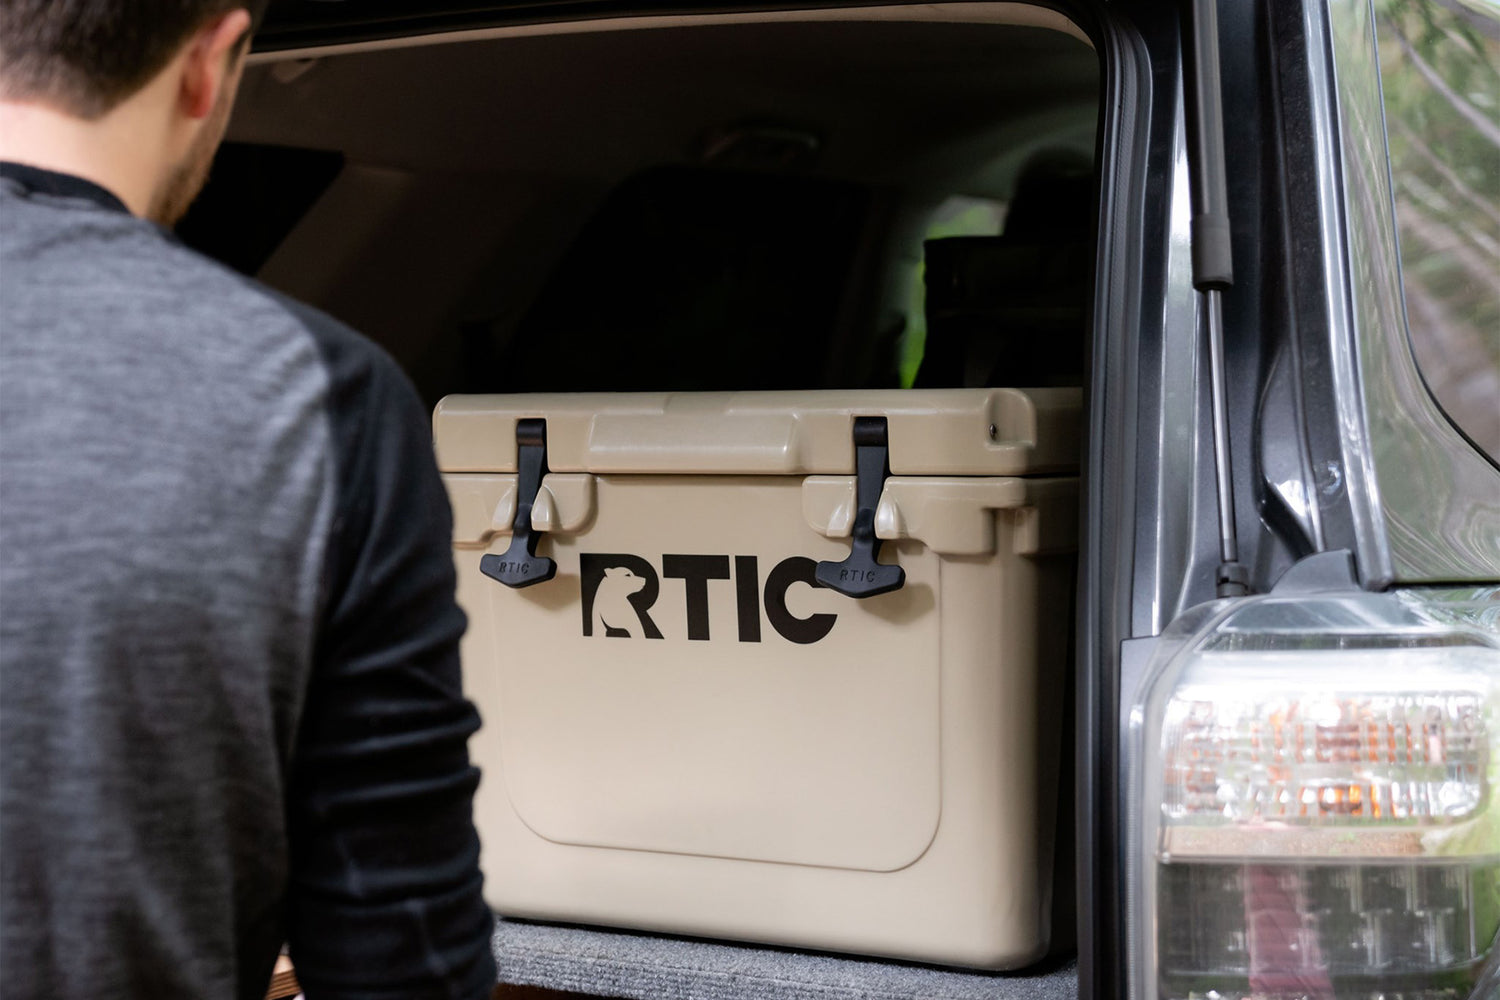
xmin=0 ymin=1 xmax=269 ymax=118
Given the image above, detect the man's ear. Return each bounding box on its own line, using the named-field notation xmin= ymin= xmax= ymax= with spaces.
xmin=179 ymin=8 xmax=254 ymax=120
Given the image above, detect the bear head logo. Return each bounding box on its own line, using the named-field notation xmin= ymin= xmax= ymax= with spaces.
xmin=593 ymin=565 xmax=648 ymax=637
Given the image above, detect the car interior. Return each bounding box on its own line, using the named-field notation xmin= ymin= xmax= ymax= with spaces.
xmin=182 ymin=9 xmax=1100 ymax=407
xmin=179 ymin=4 xmax=1105 ymax=978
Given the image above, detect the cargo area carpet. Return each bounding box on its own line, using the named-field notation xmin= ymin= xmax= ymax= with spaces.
xmin=493 ymin=917 xmax=1080 ymax=999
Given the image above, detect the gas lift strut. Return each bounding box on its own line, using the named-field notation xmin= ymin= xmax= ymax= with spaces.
xmin=1185 ymin=0 xmax=1251 ymax=598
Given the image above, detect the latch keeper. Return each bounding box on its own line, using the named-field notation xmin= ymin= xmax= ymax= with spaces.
xmin=480 ymin=419 xmax=557 ymax=588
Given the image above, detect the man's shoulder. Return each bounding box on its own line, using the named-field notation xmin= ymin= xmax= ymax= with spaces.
xmin=3 ymin=182 xmax=409 ymax=400
xmin=158 ymin=235 xmax=419 ymax=410
xmin=246 ymin=277 xmax=413 ymax=395
xmin=153 ymin=235 xmax=408 ymax=391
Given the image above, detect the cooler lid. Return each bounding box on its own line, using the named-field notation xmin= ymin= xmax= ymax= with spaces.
xmin=433 ymin=387 xmax=1080 ymax=476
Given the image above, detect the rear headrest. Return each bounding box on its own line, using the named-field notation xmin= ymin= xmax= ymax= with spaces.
xmin=496 ymin=166 xmax=870 ymax=393
xmin=1003 ymin=155 xmax=1093 ymax=242
xmin=915 ymin=236 xmax=1089 ymax=389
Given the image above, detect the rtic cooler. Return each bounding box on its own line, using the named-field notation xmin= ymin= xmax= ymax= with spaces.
xmin=434 ymin=389 xmax=1080 ymax=969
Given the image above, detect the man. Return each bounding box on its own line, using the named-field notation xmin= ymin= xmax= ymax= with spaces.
xmin=0 ymin=3 xmax=497 ymax=998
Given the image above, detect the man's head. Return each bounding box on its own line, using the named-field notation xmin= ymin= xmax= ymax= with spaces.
xmin=0 ymin=1 xmax=269 ymax=223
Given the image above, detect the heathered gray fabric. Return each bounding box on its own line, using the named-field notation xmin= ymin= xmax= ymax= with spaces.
xmin=0 ymin=174 xmax=335 ymax=998
xmin=492 ymin=919 xmax=1080 ymax=1000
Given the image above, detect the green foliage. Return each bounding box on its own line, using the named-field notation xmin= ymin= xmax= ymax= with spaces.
xmin=1374 ymin=0 xmax=1500 ymax=455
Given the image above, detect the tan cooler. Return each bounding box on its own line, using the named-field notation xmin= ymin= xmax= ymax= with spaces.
xmin=434 ymin=388 xmax=1080 ymax=970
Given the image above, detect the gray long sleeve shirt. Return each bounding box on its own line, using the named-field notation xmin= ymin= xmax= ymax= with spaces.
xmin=0 ymin=162 xmax=496 ymax=999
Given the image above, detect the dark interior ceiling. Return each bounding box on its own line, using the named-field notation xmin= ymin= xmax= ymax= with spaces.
xmin=231 ymin=16 xmax=1098 ymax=199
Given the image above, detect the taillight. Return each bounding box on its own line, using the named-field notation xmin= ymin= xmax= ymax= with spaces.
xmin=1128 ymin=592 xmax=1500 ymax=999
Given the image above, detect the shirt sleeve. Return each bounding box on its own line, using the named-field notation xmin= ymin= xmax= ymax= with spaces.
xmin=284 ymin=304 xmax=496 ymax=1000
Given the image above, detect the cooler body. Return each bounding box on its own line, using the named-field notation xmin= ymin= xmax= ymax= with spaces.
xmin=434 ymin=389 xmax=1079 ymax=969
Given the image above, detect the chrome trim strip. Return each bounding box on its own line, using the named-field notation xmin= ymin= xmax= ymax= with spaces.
xmin=1322 ymin=0 xmax=1500 ymax=583
xmin=1131 ymin=108 xmax=1203 ymax=638
xmin=1304 ymin=0 xmax=1394 ymax=586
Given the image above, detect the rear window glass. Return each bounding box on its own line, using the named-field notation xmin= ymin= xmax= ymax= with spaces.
xmin=222 ymin=16 xmax=1100 ymax=403
xmin=1375 ymin=0 xmax=1500 ymax=461
xmin=177 ymin=143 xmax=343 ymax=276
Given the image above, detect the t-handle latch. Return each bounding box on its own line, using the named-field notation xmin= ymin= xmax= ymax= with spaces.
xmin=480 ymin=418 xmax=557 ymax=588
xmin=815 ymin=416 xmax=905 ymax=599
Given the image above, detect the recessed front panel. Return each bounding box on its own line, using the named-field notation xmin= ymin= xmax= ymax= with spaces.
xmin=464 ymin=475 xmax=942 ymax=872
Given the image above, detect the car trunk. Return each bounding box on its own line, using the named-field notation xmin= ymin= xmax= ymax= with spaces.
xmin=182 ymin=3 xmax=1102 ymax=991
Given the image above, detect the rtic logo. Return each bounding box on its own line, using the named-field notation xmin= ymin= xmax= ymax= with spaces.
xmin=579 ymin=553 xmax=836 ymax=645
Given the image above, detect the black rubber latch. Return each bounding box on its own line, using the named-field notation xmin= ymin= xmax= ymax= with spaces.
xmin=480 ymin=418 xmax=557 ymax=588
xmin=815 ymin=416 xmax=905 ymax=599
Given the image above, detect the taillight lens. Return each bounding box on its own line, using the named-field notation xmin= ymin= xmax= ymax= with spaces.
xmin=1128 ymin=591 xmax=1500 ymax=1000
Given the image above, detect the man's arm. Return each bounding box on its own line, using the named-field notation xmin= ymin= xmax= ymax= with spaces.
xmin=285 ymin=309 xmax=495 ymax=1000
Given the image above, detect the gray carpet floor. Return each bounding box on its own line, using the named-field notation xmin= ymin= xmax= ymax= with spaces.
xmin=493 ymin=918 xmax=1080 ymax=1000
